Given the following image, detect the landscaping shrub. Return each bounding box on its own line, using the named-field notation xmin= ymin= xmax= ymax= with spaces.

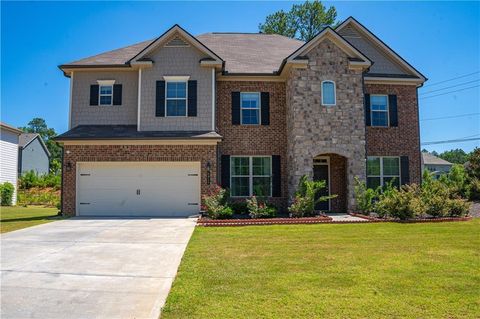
xmin=469 ymin=178 xmax=480 ymax=200
xmin=229 ymin=201 xmax=248 ymax=214
xmin=446 ymin=198 xmax=470 ymax=217
xmin=19 ymin=170 xmax=61 ymax=190
xmin=246 ymin=196 xmax=277 ymax=218
xmin=375 ymin=184 xmax=426 ymax=220
xmin=354 ymin=177 xmax=379 ymax=214
xmin=288 ymin=175 xmax=335 ymax=217
xmin=439 ymin=164 xmax=470 ymax=198
xmin=201 ymin=185 xmax=233 ymax=219
xmin=0 ymin=182 xmax=15 ymax=206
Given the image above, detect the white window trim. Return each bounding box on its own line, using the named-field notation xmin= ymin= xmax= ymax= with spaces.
xmin=165 ymin=80 xmax=188 ymax=117
xmin=230 ymin=155 xmax=272 ymax=197
xmin=370 ymin=94 xmax=389 ymax=127
xmin=97 ymin=80 xmax=115 ymax=106
xmin=367 ymin=156 xmax=401 ymax=187
xmin=240 ymin=92 xmax=261 ymax=125
xmin=321 ymin=80 xmax=336 ymax=106
xmin=313 ymin=156 xmax=331 ymax=211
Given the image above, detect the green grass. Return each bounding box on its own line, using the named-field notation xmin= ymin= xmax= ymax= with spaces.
xmin=0 ymin=206 xmax=62 ymax=233
xmin=162 ymin=220 xmax=480 ymax=319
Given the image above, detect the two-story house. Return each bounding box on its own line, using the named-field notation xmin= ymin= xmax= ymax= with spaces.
xmin=56 ymin=17 xmax=426 ymax=217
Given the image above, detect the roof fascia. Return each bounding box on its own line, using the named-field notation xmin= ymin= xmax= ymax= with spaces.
xmin=336 ymin=17 xmax=427 ymax=82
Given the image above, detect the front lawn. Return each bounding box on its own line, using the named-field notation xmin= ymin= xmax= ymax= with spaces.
xmin=0 ymin=206 xmax=61 ymax=233
xmin=162 ymin=220 xmax=480 ymax=319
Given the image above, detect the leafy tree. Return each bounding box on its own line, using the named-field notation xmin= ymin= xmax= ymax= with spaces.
xmin=438 ymin=148 xmax=469 ymax=164
xmin=259 ymin=0 xmax=338 ymax=41
xmin=20 ymin=118 xmax=62 ymax=169
xmin=467 ymin=147 xmax=480 ymax=179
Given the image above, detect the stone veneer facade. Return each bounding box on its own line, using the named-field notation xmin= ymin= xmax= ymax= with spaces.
xmin=285 ymin=39 xmax=366 ymax=212
xmin=62 ymin=144 xmax=217 ymax=216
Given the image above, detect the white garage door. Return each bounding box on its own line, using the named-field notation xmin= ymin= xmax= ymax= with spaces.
xmin=76 ymin=162 xmax=200 ymax=217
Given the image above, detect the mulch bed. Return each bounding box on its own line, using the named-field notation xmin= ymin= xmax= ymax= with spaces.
xmin=198 ymin=213 xmax=473 ymax=227
xmin=350 ymin=212 xmax=472 ymax=223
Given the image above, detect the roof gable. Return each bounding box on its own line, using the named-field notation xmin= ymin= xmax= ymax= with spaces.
xmin=336 ymin=17 xmax=426 ymax=81
xmin=19 ymin=133 xmax=51 ymax=157
xmin=130 ymin=25 xmax=223 ymax=65
xmin=284 ymin=27 xmax=371 ymax=69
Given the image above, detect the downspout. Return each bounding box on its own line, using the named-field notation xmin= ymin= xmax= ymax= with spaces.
xmin=137 ymin=68 xmax=142 ymax=131
xmin=60 ymin=145 xmax=64 ymax=216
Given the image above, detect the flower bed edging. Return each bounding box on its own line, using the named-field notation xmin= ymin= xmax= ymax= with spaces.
xmin=349 ymin=213 xmax=472 ymax=223
xmin=198 ymin=216 xmax=332 ymax=227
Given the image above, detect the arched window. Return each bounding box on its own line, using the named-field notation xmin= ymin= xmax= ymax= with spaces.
xmin=321 ymin=80 xmax=336 ymax=106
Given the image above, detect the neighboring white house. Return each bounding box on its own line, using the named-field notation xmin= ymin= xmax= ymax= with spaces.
xmin=18 ymin=133 xmax=50 ymax=176
xmin=422 ymin=152 xmax=453 ymax=179
xmin=0 ymin=122 xmax=22 ymax=204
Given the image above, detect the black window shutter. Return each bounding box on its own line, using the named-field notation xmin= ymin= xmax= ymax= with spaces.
xmin=187 ymin=80 xmax=197 ymax=117
xmin=156 ymin=81 xmax=166 ymax=117
xmin=113 ymin=84 xmax=122 ymax=105
xmin=389 ymin=95 xmax=398 ymax=127
xmin=364 ymin=93 xmax=371 ymax=126
xmin=231 ymin=92 xmax=241 ymax=125
xmin=272 ymin=155 xmax=281 ymax=197
xmin=221 ymin=155 xmax=230 ymax=189
xmin=90 ymin=85 xmax=99 ymax=106
xmin=400 ymin=156 xmax=410 ymax=185
xmin=261 ymin=92 xmax=270 ymax=125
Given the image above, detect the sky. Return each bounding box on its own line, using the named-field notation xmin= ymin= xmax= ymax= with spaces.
xmin=1 ymin=1 xmax=479 ymax=153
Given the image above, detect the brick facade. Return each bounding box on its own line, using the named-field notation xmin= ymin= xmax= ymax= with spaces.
xmin=61 ymin=144 xmax=217 ymax=216
xmin=365 ymin=84 xmax=422 ymax=185
xmin=324 ymin=153 xmax=347 ymax=212
xmin=216 ymin=81 xmax=288 ymax=208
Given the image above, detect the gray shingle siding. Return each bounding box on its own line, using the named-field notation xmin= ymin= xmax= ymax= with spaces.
xmin=338 ymin=25 xmax=407 ymax=76
xmin=19 ymin=138 xmax=49 ymax=175
xmin=139 ymin=45 xmax=213 ymax=131
xmin=71 ymin=71 xmax=138 ymax=128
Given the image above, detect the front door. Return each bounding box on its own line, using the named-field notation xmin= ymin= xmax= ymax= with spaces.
xmin=313 ymin=162 xmax=330 ymax=211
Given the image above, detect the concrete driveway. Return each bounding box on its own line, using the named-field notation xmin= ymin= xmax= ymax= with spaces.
xmin=1 ymin=217 xmax=196 ymax=319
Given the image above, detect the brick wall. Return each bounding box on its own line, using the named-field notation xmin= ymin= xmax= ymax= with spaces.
xmin=365 ymin=84 xmax=422 ymax=184
xmin=62 ymin=144 xmax=217 ymax=216
xmin=216 ymin=81 xmax=288 ymax=209
xmin=326 ymin=153 xmax=347 ymax=212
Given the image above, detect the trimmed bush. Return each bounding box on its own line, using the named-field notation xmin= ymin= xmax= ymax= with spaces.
xmin=201 ymin=185 xmax=233 ymax=219
xmin=375 ymin=185 xmax=426 ymax=220
xmin=447 ymin=198 xmax=470 ymax=217
xmin=0 ymin=182 xmax=15 ymax=206
xmin=246 ymin=196 xmax=277 ymax=218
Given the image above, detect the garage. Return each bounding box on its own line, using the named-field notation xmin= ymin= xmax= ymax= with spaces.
xmin=76 ymin=162 xmax=200 ymax=217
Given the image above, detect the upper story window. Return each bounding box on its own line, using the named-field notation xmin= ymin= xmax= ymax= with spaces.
xmin=367 ymin=156 xmax=400 ymax=189
xmin=230 ymin=156 xmax=272 ymax=197
xmin=321 ymin=81 xmax=336 ymax=106
xmin=370 ymin=95 xmax=389 ymax=127
xmin=241 ymin=93 xmax=260 ymax=125
xmin=99 ymin=85 xmax=113 ymax=106
xmin=166 ymin=81 xmax=187 ymax=116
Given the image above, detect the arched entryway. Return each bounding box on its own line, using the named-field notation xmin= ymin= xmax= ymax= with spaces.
xmin=313 ymin=153 xmax=347 ymax=212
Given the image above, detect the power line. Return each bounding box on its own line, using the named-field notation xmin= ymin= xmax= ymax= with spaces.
xmin=420 ymin=79 xmax=479 ymax=96
xmin=419 ymin=84 xmax=480 ymax=100
xmin=420 ymin=112 xmax=480 ymax=121
xmin=422 ymin=71 xmax=480 ymax=88
xmin=422 ymin=137 xmax=480 ymax=145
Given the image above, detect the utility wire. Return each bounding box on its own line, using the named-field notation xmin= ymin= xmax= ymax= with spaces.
xmin=422 ymin=71 xmax=480 ymax=88
xmin=420 ymin=112 xmax=480 ymax=121
xmin=420 ymin=79 xmax=479 ymax=96
xmin=419 ymin=85 xmax=480 ymax=100
xmin=421 ymin=137 xmax=480 ymax=145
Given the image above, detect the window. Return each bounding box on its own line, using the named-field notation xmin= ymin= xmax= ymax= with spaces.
xmin=321 ymin=81 xmax=336 ymax=106
xmin=367 ymin=156 xmax=400 ymax=189
xmin=99 ymin=85 xmax=113 ymax=106
xmin=241 ymin=93 xmax=260 ymax=125
xmin=231 ymin=156 xmax=272 ymax=197
xmin=370 ymin=95 xmax=389 ymax=127
xmin=166 ymin=81 xmax=187 ymax=116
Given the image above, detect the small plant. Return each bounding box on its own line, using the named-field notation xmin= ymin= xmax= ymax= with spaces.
xmin=201 ymin=185 xmax=233 ymax=219
xmin=353 ymin=177 xmax=379 ymax=214
xmin=288 ymin=175 xmax=336 ymax=217
xmin=446 ymin=198 xmax=470 ymax=217
xmin=246 ymin=196 xmax=277 ymax=219
xmin=0 ymin=182 xmax=15 ymax=206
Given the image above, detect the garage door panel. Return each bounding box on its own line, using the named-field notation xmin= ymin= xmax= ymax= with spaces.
xmin=77 ymin=162 xmax=200 ymax=217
